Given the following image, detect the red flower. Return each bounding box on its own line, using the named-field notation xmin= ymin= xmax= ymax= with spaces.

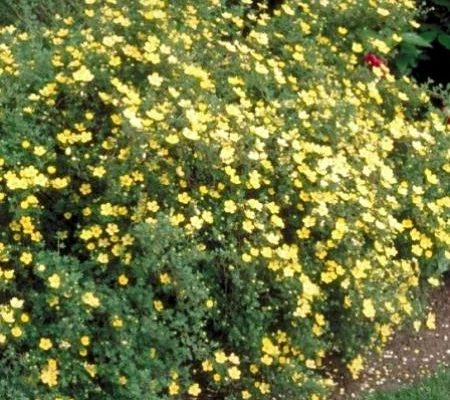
xmin=363 ymin=53 xmax=383 ymax=68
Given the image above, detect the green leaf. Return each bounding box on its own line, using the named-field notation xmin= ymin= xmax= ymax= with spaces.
xmin=421 ymin=23 xmax=442 ymax=31
xmin=431 ymin=0 xmax=450 ymax=9
xmin=420 ymin=30 xmax=438 ymax=43
xmin=437 ymin=257 xmax=450 ymax=275
xmin=402 ymin=32 xmax=433 ymax=48
xmin=438 ymin=32 xmax=450 ymax=49
xmin=394 ymin=54 xmax=415 ymax=74
xmin=399 ymin=42 xmax=421 ymax=57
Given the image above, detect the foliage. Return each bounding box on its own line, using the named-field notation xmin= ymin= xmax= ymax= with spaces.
xmin=0 ymin=0 xmax=449 ymax=399
xmin=0 ymin=0 xmax=81 ymax=28
xmin=422 ymin=0 xmax=450 ymax=50
xmin=364 ymin=368 xmax=450 ymax=400
xmin=392 ymin=0 xmax=450 ymax=79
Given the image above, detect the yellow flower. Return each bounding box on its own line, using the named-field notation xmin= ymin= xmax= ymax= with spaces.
xmin=148 ymin=72 xmax=163 ymax=87
xmin=426 ymin=312 xmax=436 ymax=330
xmin=228 ymin=353 xmax=240 ymax=365
xmin=165 ymin=133 xmax=179 ymax=144
xmin=362 ymin=299 xmax=376 ymax=319
xmin=48 ymin=273 xmax=61 ymax=289
xmin=153 ymin=300 xmax=164 ymax=312
xmin=392 ymin=33 xmax=402 ymax=42
xmin=20 ymin=313 xmax=30 ymax=323
xmin=312 ymin=324 xmax=323 ymax=337
xmin=92 ymin=166 xmax=106 ymax=178
xmin=40 ymin=358 xmax=58 ymax=387
xmin=214 ymin=351 xmax=227 ymax=364
xmin=202 ymin=360 xmax=213 ymax=372
xmin=112 ymin=315 xmax=123 ymax=328
xmin=73 ymin=65 xmax=94 ymax=82
xmin=228 ymin=366 xmax=241 ymax=380
xmin=11 ymin=326 xmax=22 ymax=338
xmin=281 ymin=4 xmax=295 ymax=15
xmin=97 ymin=253 xmax=109 ymax=264
xmin=337 ymin=26 xmax=348 ymax=35
xmin=81 ymin=336 xmax=90 ymax=346
xmin=428 ymin=277 xmax=440 ymax=287
xmin=39 ymin=338 xmax=53 ymax=351
xmin=261 ymin=354 xmax=273 ymax=365
xmin=82 ymin=292 xmax=101 ymax=308
xmin=402 ymin=219 xmax=413 ymax=228
xmin=377 ymin=7 xmax=390 ymax=16
xmin=34 ymin=146 xmax=47 ymax=156
xmin=190 ymin=215 xmax=203 ymax=230
xmin=262 ymin=337 xmax=279 ymax=356
xmin=255 ymin=62 xmax=268 ymax=75
xmin=347 ymin=355 xmax=364 ymax=379
xmin=10 ymin=297 xmax=24 ymax=309
xmin=159 ymin=273 xmax=171 ymax=284
xmin=177 ymin=192 xmax=191 ymax=204
xmin=351 ymin=43 xmax=363 ymax=53
xmin=242 ymin=390 xmax=252 ymax=399
xmin=224 ymin=200 xmax=237 ymax=214
xmin=258 ymin=382 xmax=270 ymax=394
xmin=182 ymin=127 xmax=200 ymax=141
xmin=80 ymin=183 xmax=92 ymax=195
xmin=2 ymin=309 xmax=15 ymax=323
xmin=84 ymin=362 xmax=97 ymax=377
xmin=146 ymin=201 xmax=160 ymax=213
xmin=168 ymin=381 xmax=179 ymax=395
xmin=118 ymin=274 xmax=129 ymax=286
xmin=20 ymin=252 xmax=33 ymax=265
xmin=188 ymin=383 xmax=201 ymax=397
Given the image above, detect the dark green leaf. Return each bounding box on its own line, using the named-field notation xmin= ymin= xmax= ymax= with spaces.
xmin=395 ymin=54 xmax=414 ymax=74
xmin=402 ymin=32 xmax=433 ymax=48
xmin=421 ymin=23 xmax=442 ymax=31
xmin=438 ymin=32 xmax=450 ymax=49
xmin=399 ymin=42 xmax=421 ymax=56
xmin=431 ymin=0 xmax=450 ymax=9
xmin=420 ymin=30 xmax=438 ymax=43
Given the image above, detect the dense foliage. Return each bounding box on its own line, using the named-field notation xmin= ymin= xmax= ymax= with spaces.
xmin=412 ymin=0 xmax=450 ymax=85
xmin=382 ymin=0 xmax=450 ymax=82
xmin=0 ymin=1 xmax=449 ymax=399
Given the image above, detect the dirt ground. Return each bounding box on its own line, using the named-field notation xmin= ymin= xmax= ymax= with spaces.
xmin=327 ymin=275 xmax=450 ymax=399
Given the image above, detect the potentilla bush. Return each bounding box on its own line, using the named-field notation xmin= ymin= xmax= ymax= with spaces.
xmin=0 ymin=0 xmax=449 ymax=399
xmin=0 ymin=0 xmax=81 ymax=28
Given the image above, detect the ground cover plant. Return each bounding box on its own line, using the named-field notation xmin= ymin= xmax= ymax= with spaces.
xmin=363 ymin=368 xmax=450 ymax=400
xmin=0 ymin=0 xmax=449 ymax=399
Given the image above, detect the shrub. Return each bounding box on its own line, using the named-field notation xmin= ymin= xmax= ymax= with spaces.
xmin=0 ymin=0 xmax=81 ymax=28
xmin=0 ymin=1 xmax=449 ymax=399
